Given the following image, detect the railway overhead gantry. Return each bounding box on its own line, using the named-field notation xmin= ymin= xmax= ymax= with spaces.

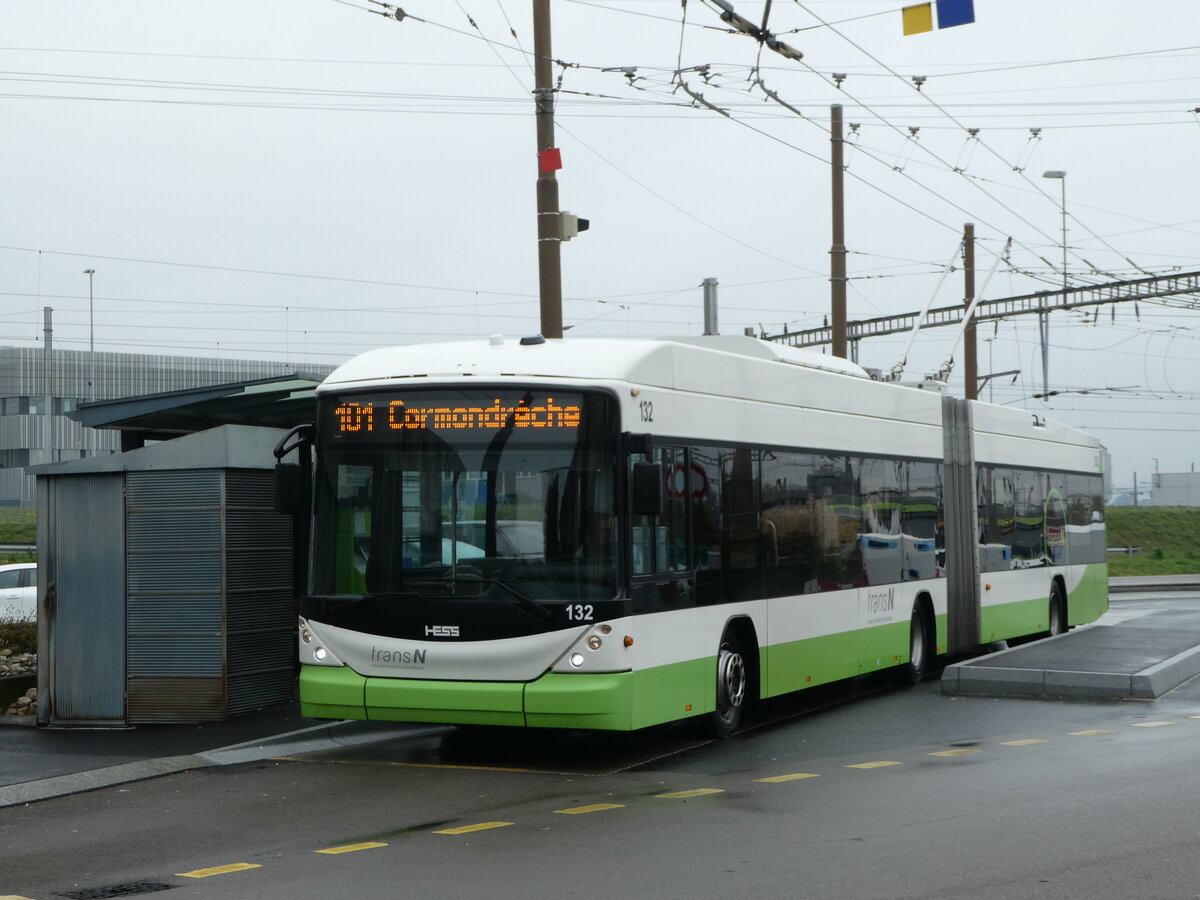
xmin=763 ymin=270 xmax=1200 ymax=356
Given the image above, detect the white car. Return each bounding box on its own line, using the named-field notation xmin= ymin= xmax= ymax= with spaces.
xmin=0 ymin=562 xmax=36 ymax=623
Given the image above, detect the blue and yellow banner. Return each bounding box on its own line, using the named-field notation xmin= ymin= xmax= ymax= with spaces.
xmin=902 ymin=0 xmax=975 ymax=35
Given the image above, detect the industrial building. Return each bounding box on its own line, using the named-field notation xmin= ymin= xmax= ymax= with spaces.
xmin=1147 ymin=471 xmax=1200 ymax=507
xmin=0 ymin=346 xmax=333 ymax=506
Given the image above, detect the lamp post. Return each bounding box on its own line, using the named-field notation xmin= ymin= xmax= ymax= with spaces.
xmin=984 ymin=336 xmax=994 ymax=403
xmin=83 ymin=268 xmax=96 ymax=402
xmin=1041 ymin=170 xmax=1067 ymax=400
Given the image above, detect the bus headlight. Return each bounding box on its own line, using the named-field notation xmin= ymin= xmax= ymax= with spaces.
xmin=587 ymin=635 xmax=602 ymax=650
xmin=314 ymin=647 xmax=327 ymax=661
xmin=570 ymin=653 xmax=585 ymax=668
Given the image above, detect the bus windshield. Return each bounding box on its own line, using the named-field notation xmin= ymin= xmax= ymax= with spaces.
xmin=311 ymin=387 xmax=618 ymax=607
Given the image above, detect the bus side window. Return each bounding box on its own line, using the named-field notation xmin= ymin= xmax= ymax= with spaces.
xmin=760 ymin=449 xmax=818 ymax=597
xmin=721 ymin=447 xmax=762 ymax=600
xmin=630 ymin=447 xmax=691 ymax=576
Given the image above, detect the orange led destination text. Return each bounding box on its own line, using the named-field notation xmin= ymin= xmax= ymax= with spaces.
xmin=334 ymin=398 xmax=582 ymax=433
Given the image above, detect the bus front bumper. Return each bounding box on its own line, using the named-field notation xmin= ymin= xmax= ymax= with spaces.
xmin=299 ymin=665 xmax=638 ymax=731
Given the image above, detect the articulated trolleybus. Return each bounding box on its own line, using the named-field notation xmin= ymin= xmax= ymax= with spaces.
xmin=290 ymin=334 xmax=1107 ymax=736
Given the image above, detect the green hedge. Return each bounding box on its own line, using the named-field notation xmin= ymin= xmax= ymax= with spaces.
xmin=0 ymin=621 xmax=36 ymax=654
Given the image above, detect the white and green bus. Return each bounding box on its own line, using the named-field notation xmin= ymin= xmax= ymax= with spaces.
xmin=290 ymin=334 xmax=1107 ymax=736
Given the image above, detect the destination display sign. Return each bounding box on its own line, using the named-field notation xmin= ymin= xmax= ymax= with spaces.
xmin=331 ymin=394 xmax=583 ymax=435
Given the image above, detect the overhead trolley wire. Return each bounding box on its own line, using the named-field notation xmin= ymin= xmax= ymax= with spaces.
xmin=790 ymin=1 xmax=1155 ymax=280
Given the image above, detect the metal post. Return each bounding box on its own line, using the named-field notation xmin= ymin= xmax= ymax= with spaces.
xmin=963 ymin=223 xmax=977 ymax=400
xmin=830 ymin=104 xmax=848 ymax=359
xmin=43 ymin=307 xmax=54 ymax=465
xmin=702 ymin=277 xmax=719 ymax=335
xmin=533 ymin=0 xmax=563 ymax=339
xmin=1041 ymin=170 xmax=1067 ymax=400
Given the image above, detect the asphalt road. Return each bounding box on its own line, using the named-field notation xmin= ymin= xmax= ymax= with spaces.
xmin=3 ymin=596 xmax=1200 ymax=900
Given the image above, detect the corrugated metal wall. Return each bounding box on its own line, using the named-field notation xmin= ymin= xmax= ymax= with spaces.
xmin=224 ymin=470 xmax=294 ymax=715
xmin=124 ymin=468 xmax=293 ymax=723
xmin=126 ymin=470 xmax=226 ymax=722
xmin=46 ymin=474 xmax=126 ymax=724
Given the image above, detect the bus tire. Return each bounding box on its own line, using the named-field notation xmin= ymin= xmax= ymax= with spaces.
xmin=1048 ymin=581 xmax=1067 ymax=636
xmin=709 ymin=634 xmax=748 ymax=739
xmin=899 ymin=603 xmax=929 ymax=685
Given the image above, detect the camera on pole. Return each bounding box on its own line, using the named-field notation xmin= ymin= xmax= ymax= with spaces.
xmin=560 ymin=212 xmax=590 ymax=241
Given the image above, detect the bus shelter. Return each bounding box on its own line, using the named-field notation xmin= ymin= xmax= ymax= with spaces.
xmin=32 ymin=425 xmax=294 ymax=725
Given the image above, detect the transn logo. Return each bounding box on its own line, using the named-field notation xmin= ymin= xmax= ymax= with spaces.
xmin=425 ymin=625 xmax=460 ymax=637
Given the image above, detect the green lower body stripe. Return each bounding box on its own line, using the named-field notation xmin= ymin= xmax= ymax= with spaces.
xmin=300 ymin=564 xmax=1108 ymax=731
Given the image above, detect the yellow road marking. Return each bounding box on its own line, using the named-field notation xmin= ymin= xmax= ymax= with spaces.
xmin=555 ymin=803 xmax=624 ymax=815
xmin=178 ymin=863 xmax=262 ymax=878
xmin=1131 ymin=721 xmax=1174 ymax=728
xmin=754 ymin=773 xmax=820 ymax=783
xmin=315 ymin=842 xmax=388 ymax=854
xmin=434 ymin=822 xmax=514 ymax=835
xmin=929 ymin=749 xmax=979 ymax=757
xmin=1001 ymin=739 xmax=1048 ymax=746
xmin=1069 ymin=729 xmax=1113 ymax=736
xmin=656 ymin=788 xmax=725 ymax=799
xmin=846 ymin=761 xmax=901 ymax=769
xmin=1190 ymin=715 xmax=1200 ymax=720
xmin=1 ymin=895 xmax=38 ymax=899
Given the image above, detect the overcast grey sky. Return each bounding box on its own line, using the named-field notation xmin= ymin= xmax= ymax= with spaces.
xmin=2 ymin=0 xmax=1197 ymax=490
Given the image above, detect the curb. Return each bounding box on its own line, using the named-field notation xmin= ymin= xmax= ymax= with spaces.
xmin=0 ymin=720 xmax=439 ymax=809
xmin=940 ymin=631 xmax=1200 ymax=701
xmin=1109 ymin=577 xmax=1200 ymax=593
xmin=0 ymin=754 xmax=212 ymax=808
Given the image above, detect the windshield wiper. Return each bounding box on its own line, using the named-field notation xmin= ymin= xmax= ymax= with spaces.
xmin=368 ymin=570 xmax=553 ymax=623
xmin=478 ymin=577 xmax=554 ymax=623
xmin=357 ymin=591 xmax=424 ymax=607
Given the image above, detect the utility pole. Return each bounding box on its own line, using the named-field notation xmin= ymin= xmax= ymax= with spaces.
xmin=532 ymin=0 xmax=563 ymax=339
xmin=830 ymin=104 xmax=847 ymax=359
xmin=963 ymin=223 xmax=977 ymax=400
xmin=1041 ymin=170 xmax=1067 ymax=400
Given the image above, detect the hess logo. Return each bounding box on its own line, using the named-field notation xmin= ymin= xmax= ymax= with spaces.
xmin=424 ymin=625 xmax=460 ymax=637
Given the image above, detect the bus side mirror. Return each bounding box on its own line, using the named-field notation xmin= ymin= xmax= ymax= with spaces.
xmin=632 ymin=462 xmax=663 ymax=516
xmin=274 ymin=463 xmax=302 ymax=515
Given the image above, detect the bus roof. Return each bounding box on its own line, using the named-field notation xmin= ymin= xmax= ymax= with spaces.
xmin=319 ymin=334 xmax=872 ymax=391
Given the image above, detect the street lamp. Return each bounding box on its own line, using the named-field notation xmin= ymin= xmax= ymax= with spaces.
xmin=83 ymin=268 xmax=96 ymax=402
xmin=1041 ymin=170 xmax=1067 ymax=401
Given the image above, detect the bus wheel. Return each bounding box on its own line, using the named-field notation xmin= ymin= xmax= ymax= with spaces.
xmin=899 ymin=604 xmax=929 ymax=685
xmin=709 ymin=636 xmax=747 ymax=739
xmin=1048 ymin=582 xmax=1066 ymax=636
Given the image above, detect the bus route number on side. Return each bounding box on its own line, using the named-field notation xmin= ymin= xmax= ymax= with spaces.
xmin=566 ymin=604 xmax=594 ymax=622
xmin=639 ymin=400 xmax=654 ymax=422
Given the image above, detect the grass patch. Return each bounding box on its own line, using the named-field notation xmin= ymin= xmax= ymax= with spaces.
xmin=0 ymin=507 xmax=35 ymax=544
xmin=1106 ymin=506 xmax=1200 ymax=577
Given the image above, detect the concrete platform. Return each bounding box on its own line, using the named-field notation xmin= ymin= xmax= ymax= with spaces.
xmin=942 ymin=593 xmax=1200 ymax=701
